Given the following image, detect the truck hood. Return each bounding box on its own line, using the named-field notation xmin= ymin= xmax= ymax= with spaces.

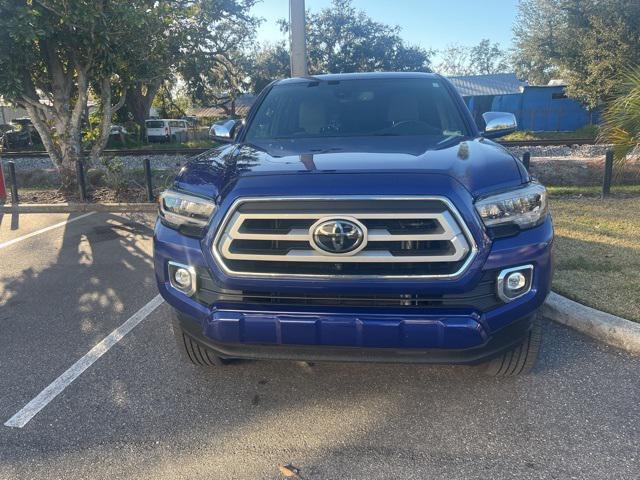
xmin=174 ymin=136 xmax=526 ymax=200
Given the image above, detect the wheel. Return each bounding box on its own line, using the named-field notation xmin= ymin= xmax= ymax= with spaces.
xmin=477 ymin=316 xmax=542 ymax=377
xmin=171 ymin=313 xmax=228 ymax=367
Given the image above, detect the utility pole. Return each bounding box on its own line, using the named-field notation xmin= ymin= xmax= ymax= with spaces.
xmin=289 ymin=0 xmax=307 ymax=77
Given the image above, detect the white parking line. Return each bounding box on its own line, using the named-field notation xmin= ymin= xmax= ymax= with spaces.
xmin=4 ymin=294 xmax=164 ymax=429
xmin=0 ymin=212 xmax=96 ymax=250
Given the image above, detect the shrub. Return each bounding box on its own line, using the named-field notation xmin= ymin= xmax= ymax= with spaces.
xmin=599 ymin=67 xmax=640 ymax=169
xmin=101 ymin=157 xmax=128 ymax=193
xmin=86 ymin=168 xmax=106 ymax=187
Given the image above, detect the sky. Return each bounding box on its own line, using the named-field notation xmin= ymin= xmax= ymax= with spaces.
xmin=250 ymin=0 xmax=520 ymax=62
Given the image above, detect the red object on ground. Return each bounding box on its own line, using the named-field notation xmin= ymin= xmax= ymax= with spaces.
xmin=0 ymin=163 xmax=6 ymax=201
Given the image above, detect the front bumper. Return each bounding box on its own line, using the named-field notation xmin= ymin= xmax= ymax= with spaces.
xmin=154 ymin=214 xmax=553 ymax=363
xmin=175 ymin=309 xmax=535 ymax=364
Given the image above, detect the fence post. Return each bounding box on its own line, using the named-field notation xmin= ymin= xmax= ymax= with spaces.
xmin=76 ymin=160 xmax=87 ymax=202
xmin=8 ymin=161 xmax=18 ymax=205
xmin=602 ymin=150 xmax=613 ymax=198
xmin=0 ymin=162 xmax=6 ymax=202
xmin=522 ymin=151 xmax=531 ymax=172
xmin=143 ymin=158 xmax=154 ymax=202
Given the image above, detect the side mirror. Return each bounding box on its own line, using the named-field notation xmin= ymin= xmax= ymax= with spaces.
xmin=209 ymin=119 xmax=242 ymax=143
xmin=482 ymin=112 xmax=517 ymax=139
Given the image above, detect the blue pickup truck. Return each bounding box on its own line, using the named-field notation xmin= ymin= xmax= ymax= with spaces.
xmin=153 ymin=72 xmax=553 ymax=376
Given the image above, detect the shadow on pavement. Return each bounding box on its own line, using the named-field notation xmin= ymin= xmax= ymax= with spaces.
xmin=0 ymin=211 xmax=157 ymax=421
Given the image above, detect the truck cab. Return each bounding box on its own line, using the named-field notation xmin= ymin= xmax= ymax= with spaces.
xmin=153 ymin=72 xmax=552 ymax=376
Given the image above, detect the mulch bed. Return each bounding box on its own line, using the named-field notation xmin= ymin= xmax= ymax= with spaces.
xmin=6 ymin=187 xmax=154 ymax=204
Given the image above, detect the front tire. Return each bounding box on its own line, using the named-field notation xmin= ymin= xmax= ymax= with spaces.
xmin=171 ymin=313 xmax=228 ymax=367
xmin=477 ymin=315 xmax=542 ymax=376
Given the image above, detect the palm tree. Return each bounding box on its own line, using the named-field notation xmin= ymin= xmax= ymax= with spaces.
xmin=599 ymin=67 xmax=640 ymax=170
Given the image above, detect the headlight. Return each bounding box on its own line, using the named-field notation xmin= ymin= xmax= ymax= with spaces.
xmin=158 ymin=190 xmax=216 ymax=236
xmin=475 ymin=182 xmax=548 ymax=229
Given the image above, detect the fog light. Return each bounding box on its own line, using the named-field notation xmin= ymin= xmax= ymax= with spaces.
xmin=506 ymin=272 xmax=526 ymax=291
xmin=497 ymin=265 xmax=533 ymax=302
xmin=168 ymin=261 xmax=196 ymax=296
xmin=174 ymin=268 xmax=192 ymax=288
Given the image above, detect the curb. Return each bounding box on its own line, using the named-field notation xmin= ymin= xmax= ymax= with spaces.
xmin=0 ymin=203 xmax=157 ymax=213
xmin=544 ymin=292 xmax=640 ymax=355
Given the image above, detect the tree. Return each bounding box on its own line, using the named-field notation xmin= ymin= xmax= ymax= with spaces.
xmin=177 ymin=7 xmax=259 ymax=117
xmin=469 ymin=40 xmax=510 ymax=75
xmin=513 ymin=0 xmax=640 ymax=108
xmin=248 ymin=0 xmax=433 ymax=91
xmin=511 ymin=0 xmax=563 ymax=86
xmin=182 ymin=46 xmax=253 ymax=117
xmin=437 ymin=39 xmax=509 ymax=76
xmin=153 ymin=82 xmax=193 ymax=120
xmin=249 ymin=42 xmax=291 ymax=94
xmin=0 ymin=0 xmax=166 ymax=187
xmin=436 ymin=45 xmax=473 ymax=77
xmin=279 ymin=0 xmax=432 ymax=75
xmin=125 ymin=1 xmax=259 ymax=137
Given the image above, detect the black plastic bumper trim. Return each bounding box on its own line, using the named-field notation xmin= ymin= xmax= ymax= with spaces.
xmin=174 ymin=310 xmax=535 ymax=365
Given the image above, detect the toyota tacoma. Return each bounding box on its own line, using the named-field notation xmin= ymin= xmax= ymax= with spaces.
xmin=154 ymin=72 xmax=552 ymax=376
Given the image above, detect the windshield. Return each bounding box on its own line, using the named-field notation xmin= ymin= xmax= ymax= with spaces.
xmin=146 ymin=120 xmax=165 ymax=128
xmin=245 ymin=78 xmax=470 ymax=144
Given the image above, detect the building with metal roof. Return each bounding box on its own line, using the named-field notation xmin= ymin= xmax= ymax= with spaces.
xmin=187 ymin=95 xmax=256 ymax=120
xmin=448 ymin=73 xmax=597 ymax=132
xmin=447 ymin=73 xmax=527 ymax=97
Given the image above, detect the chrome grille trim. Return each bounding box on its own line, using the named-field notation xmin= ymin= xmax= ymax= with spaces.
xmin=211 ymin=196 xmax=478 ymax=279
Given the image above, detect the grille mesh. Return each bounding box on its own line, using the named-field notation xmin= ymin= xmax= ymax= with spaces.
xmin=195 ymin=268 xmax=501 ymax=311
xmin=213 ymin=197 xmax=476 ymax=278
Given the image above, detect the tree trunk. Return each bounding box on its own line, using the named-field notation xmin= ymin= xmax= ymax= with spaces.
xmin=89 ymin=78 xmax=126 ymax=165
xmin=58 ymin=143 xmax=82 ymax=190
xmin=125 ymin=80 xmax=162 ymax=141
xmin=19 ymin=64 xmax=103 ymax=191
xmin=22 ymin=102 xmax=82 ymax=190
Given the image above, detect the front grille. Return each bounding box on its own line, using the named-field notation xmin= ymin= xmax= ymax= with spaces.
xmin=212 ymin=197 xmax=477 ymax=278
xmin=194 ymin=269 xmax=501 ymax=312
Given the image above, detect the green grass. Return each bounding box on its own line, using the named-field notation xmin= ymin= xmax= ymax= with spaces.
xmin=551 ymin=196 xmax=640 ymax=322
xmin=547 ymin=184 xmax=640 ymax=196
xmin=503 ymin=125 xmax=599 ymax=141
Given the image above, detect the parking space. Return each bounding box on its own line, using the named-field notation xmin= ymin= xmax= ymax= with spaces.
xmin=0 ymin=213 xmax=638 ymax=479
xmin=0 ymin=212 xmax=95 ymax=247
xmin=0 ymin=212 xmax=157 ymax=422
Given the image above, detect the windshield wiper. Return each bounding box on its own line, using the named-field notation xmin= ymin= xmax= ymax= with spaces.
xmin=434 ymin=135 xmax=467 ymax=150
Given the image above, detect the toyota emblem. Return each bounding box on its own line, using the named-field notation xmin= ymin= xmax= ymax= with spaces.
xmin=310 ymin=218 xmax=366 ymax=255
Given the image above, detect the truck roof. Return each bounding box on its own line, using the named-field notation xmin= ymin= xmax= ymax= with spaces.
xmin=277 ymin=71 xmax=441 ymax=85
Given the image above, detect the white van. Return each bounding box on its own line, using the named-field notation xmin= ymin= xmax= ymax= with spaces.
xmin=145 ymin=119 xmax=189 ymax=143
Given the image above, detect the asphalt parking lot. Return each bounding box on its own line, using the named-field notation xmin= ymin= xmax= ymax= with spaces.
xmin=0 ymin=212 xmax=638 ymax=480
